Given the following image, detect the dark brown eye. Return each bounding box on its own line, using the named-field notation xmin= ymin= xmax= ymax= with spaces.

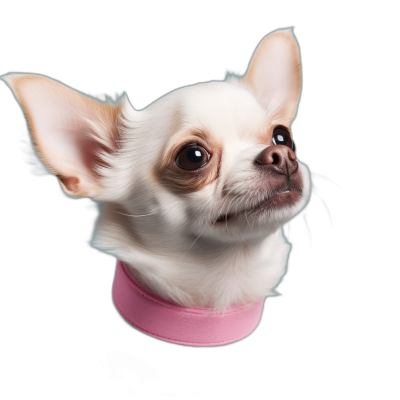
xmin=176 ymin=143 xmax=210 ymax=170
xmin=272 ymin=126 xmax=294 ymax=150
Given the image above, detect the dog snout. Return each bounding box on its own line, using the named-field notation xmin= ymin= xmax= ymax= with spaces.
xmin=255 ymin=145 xmax=298 ymax=177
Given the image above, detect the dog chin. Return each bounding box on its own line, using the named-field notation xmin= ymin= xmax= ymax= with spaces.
xmin=213 ymin=190 xmax=302 ymax=223
xmin=212 ymin=197 xmax=302 ymax=234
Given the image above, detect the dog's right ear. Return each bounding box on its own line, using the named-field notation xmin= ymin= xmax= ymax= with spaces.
xmin=1 ymin=73 xmax=129 ymax=198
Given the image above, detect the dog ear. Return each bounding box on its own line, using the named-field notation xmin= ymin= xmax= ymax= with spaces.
xmin=1 ymin=73 xmax=128 ymax=197
xmin=241 ymin=28 xmax=301 ymax=125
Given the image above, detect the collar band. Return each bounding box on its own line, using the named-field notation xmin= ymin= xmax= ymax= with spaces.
xmin=112 ymin=261 xmax=265 ymax=346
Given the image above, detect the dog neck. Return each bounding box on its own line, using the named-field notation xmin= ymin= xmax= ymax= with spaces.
xmin=94 ymin=203 xmax=290 ymax=309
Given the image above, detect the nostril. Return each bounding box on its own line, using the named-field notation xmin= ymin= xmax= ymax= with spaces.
xmin=272 ymin=153 xmax=280 ymax=164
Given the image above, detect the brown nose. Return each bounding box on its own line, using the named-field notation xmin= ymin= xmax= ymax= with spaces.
xmin=255 ymin=145 xmax=298 ymax=177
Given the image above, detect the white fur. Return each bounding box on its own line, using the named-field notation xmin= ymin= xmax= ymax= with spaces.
xmin=2 ymin=28 xmax=311 ymax=309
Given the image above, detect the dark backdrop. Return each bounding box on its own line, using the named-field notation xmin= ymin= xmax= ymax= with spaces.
xmin=0 ymin=9 xmax=365 ymax=398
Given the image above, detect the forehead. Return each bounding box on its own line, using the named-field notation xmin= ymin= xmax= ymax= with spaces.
xmin=162 ymin=81 xmax=268 ymax=142
xmin=185 ymin=82 xmax=267 ymax=138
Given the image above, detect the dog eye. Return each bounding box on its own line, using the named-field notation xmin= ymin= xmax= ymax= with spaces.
xmin=272 ymin=126 xmax=294 ymax=150
xmin=176 ymin=144 xmax=210 ymax=170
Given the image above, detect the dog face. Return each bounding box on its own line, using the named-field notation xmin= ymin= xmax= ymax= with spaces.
xmin=115 ymin=80 xmax=310 ymax=244
xmin=2 ymin=28 xmax=311 ymax=308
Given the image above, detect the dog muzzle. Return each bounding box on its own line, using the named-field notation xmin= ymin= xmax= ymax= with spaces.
xmin=112 ymin=261 xmax=265 ymax=346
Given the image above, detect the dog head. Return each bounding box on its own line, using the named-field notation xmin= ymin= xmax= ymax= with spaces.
xmin=2 ymin=28 xmax=311 ymax=307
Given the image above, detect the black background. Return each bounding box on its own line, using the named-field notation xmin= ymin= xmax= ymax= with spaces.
xmin=0 ymin=5 xmax=376 ymax=398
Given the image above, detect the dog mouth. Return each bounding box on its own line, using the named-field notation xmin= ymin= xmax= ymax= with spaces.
xmin=214 ymin=183 xmax=303 ymax=224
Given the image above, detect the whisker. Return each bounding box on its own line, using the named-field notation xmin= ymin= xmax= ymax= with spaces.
xmin=311 ymin=186 xmax=333 ymax=227
xmin=115 ymin=211 xmax=157 ymax=217
xmin=243 ymin=192 xmax=253 ymax=229
xmin=223 ymin=182 xmax=250 ymax=208
xmin=225 ymin=194 xmax=241 ymax=231
xmin=183 ymin=219 xmax=209 ymax=255
xmin=213 ymin=181 xmax=249 ymax=221
xmin=245 ymin=189 xmax=263 ymax=228
xmin=302 ymin=212 xmax=312 ymax=244
xmin=311 ymin=172 xmax=340 ymax=188
xmin=220 ymin=176 xmax=251 ymax=192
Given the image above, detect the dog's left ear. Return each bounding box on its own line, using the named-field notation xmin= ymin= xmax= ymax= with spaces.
xmin=1 ymin=73 xmax=128 ymax=197
xmin=241 ymin=28 xmax=301 ymax=125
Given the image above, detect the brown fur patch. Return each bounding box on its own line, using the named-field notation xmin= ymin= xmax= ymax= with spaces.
xmin=154 ymin=129 xmax=222 ymax=194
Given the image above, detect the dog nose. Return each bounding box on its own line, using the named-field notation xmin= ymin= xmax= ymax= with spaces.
xmin=255 ymin=145 xmax=298 ymax=177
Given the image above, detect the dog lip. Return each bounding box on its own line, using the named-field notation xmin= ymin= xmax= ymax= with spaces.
xmin=248 ymin=188 xmax=302 ymax=214
xmin=213 ymin=185 xmax=303 ymax=224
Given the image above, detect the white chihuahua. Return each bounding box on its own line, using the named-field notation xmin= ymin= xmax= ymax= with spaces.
xmin=2 ymin=28 xmax=310 ymax=310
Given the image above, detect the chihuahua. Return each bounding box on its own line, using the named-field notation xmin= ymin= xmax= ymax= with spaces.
xmin=2 ymin=28 xmax=310 ymax=310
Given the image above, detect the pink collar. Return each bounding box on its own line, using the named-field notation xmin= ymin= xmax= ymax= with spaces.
xmin=112 ymin=261 xmax=265 ymax=346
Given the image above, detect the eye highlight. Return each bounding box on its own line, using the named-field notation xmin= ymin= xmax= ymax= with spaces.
xmin=272 ymin=126 xmax=295 ymax=150
xmin=176 ymin=143 xmax=210 ymax=171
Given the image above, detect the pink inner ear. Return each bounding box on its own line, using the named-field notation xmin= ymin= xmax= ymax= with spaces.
xmin=242 ymin=30 xmax=301 ymax=124
xmin=5 ymin=74 xmax=123 ymax=197
xmin=42 ymin=126 xmax=107 ymax=190
xmin=58 ymin=176 xmax=80 ymax=193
